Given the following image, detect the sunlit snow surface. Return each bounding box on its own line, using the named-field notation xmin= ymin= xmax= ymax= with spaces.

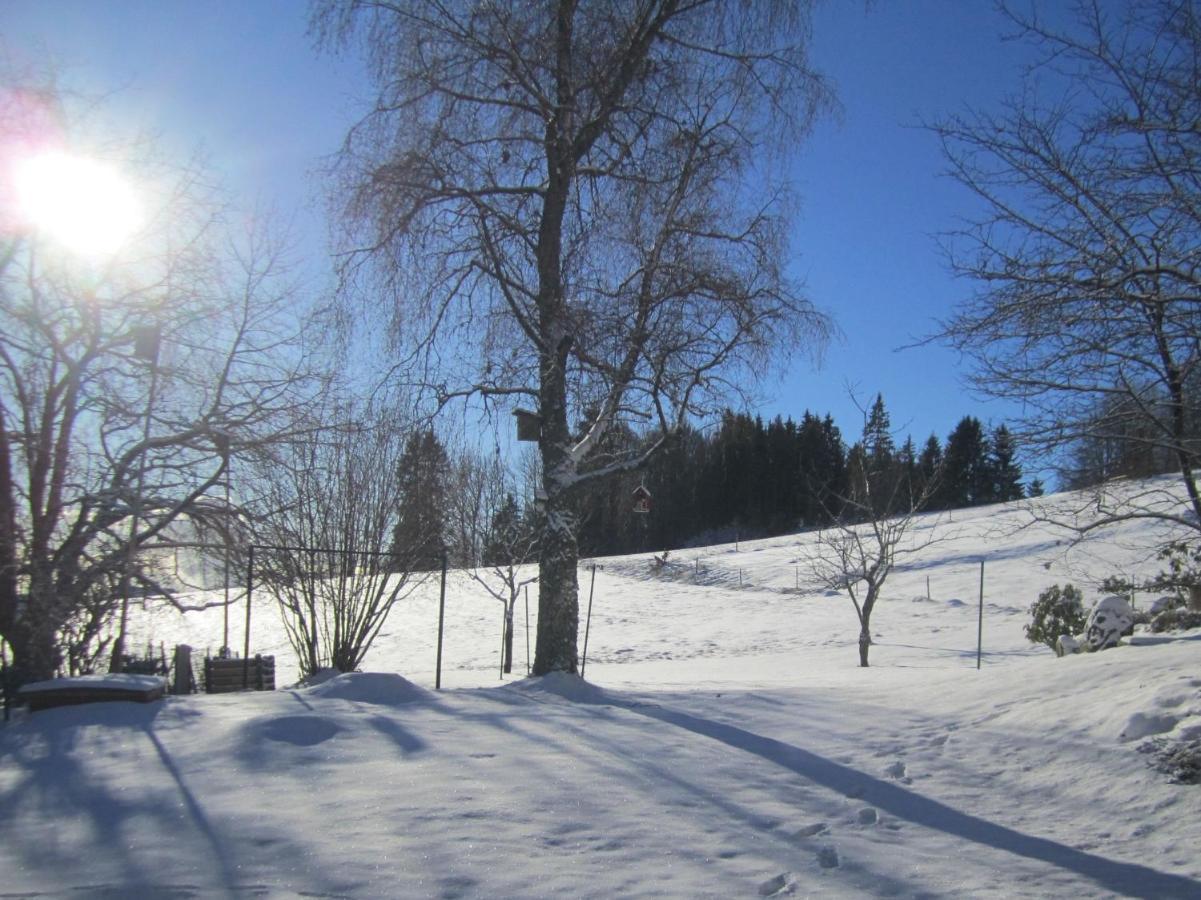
xmin=2 ymin=477 xmax=1200 ymax=897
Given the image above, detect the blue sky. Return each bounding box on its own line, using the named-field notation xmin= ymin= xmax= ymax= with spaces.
xmin=4 ymin=1 xmax=1054 ymax=463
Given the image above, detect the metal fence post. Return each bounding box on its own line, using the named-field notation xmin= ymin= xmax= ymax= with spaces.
xmin=435 ymin=553 xmax=447 ymax=690
xmin=580 ymin=564 xmax=597 ymax=678
xmin=243 ymin=544 xmax=255 ymax=689
xmin=977 ymin=560 xmax=985 ymax=671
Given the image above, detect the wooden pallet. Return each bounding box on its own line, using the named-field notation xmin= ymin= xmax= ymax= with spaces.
xmin=204 ymin=655 xmax=275 ymax=693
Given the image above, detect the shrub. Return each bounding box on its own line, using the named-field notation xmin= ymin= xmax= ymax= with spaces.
xmin=1150 ymin=608 xmax=1201 ymax=634
xmin=1026 ymin=583 xmax=1088 ymax=650
xmin=1139 ymin=738 xmax=1201 ymax=785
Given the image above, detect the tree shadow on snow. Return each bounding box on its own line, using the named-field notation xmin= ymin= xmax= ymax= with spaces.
xmin=616 ymin=700 xmax=1201 ymax=899
xmin=0 ymin=700 xmax=350 ymax=897
xmin=0 ymin=701 xmax=242 ymax=895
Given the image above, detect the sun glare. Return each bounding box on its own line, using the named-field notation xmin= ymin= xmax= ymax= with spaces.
xmin=14 ymin=150 xmax=142 ymax=258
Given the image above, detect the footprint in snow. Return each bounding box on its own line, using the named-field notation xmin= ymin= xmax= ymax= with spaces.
xmin=817 ymin=846 xmax=841 ymax=869
xmin=758 ymin=873 xmax=790 ymax=896
xmin=790 ymin=822 xmax=828 ymax=840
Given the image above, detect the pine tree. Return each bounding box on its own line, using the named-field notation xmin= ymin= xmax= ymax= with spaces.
xmin=864 ymin=394 xmax=895 ymax=470
xmin=899 ymin=435 xmax=919 ymax=508
xmin=483 ymin=494 xmax=528 ymax=567
xmin=943 ymin=416 xmax=988 ymax=508
xmin=798 ymin=411 xmax=847 ymax=525
xmin=918 ymin=434 xmax=943 ymax=508
xmin=390 ymin=430 xmax=450 ymax=570
xmin=989 ymin=425 xmax=1024 ymax=502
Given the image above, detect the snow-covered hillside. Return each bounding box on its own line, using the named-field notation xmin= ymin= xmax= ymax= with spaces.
xmin=2 ymin=478 xmax=1199 ymax=897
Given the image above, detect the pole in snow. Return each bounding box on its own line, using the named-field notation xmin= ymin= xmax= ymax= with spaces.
xmin=243 ymin=544 xmax=254 ymax=689
xmin=580 ymin=564 xmax=597 ymax=678
xmin=976 ymin=559 xmax=985 ymax=671
xmin=436 ymin=552 xmax=447 ymax=690
xmin=524 ymin=584 xmax=531 ymax=675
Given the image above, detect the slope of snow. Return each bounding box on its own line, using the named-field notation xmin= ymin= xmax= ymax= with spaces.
xmin=2 ymin=478 xmax=1199 ymax=897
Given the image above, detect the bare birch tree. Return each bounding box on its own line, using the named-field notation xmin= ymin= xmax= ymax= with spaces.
xmin=315 ymin=0 xmax=832 ymax=674
xmin=932 ymin=0 xmax=1201 ymax=537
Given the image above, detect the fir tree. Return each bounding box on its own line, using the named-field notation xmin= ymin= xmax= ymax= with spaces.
xmin=943 ymin=416 xmax=988 ymax=507
xmin=989 ymin=424 xmax=1024 ymax=502
xmin=864 ymin=394 xmax=895 ymax=470
xmin=918 ymin=434 xmax=943 ymax=507
xmin=390 ymin=430 xmax=450 ymax=570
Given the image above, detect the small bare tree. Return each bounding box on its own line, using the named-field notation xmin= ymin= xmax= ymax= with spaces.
xmin=245 ymin=400 xmax=427 ymax=677
xmin=810 ymin=413 xmax=941 ymax=667
xmin=449 ymin=452 xmax=539 ymax=674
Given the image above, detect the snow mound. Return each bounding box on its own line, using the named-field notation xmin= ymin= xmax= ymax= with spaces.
xmin=1174 ymin=718 xmax=1201 ymax=741
xmin=1120 ymin=711 xmax=1180 ymax=743
xmin=304 ymin=672 xmax=429 ymax=706
xmin=507 ymin=671 xmax=614 ymax=705
xmin=292 ymin=667 xmax=342 ymax=688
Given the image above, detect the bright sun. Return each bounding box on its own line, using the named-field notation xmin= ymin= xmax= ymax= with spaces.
xmin=13 ymin=150 xmax=142 ymax=258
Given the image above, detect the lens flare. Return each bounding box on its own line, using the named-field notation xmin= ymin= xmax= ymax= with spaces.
xmin=13 ymin=150 xmax=142 ymax=257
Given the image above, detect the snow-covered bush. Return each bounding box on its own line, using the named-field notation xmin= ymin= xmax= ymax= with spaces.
xmin=1148 ymin=595 xmax=1181 ymax=615
xmin=1139 ymin=738 xmax=1201 ymax=784
xmin=1150 ymin=608 xmax=1201 ymax=633
xmin=1026 ymin=584 xmax=1087 ymax=650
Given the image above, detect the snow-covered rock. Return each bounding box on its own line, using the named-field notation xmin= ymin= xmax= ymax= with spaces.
xmin=1055 ymin=634 xmax=1082 ymax=657
xmin=1148 ymin=596 xmax=1177 ymax=615
xmin=1085 ymin=595 xmax=1134 ymax=651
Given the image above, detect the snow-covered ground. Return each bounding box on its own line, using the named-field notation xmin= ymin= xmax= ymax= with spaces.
xmin=2 ymin=478 xmax=1200 ymax=897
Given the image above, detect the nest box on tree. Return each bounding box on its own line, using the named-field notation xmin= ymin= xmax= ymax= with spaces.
xmin=513 ymin=408 xmax=541 ymax=442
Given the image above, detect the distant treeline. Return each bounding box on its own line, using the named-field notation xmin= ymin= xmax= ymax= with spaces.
xmin=387 ymin=396 xmax=1038 ymax=566
xmin=576 ymin=395 xmax=1032 ymax=556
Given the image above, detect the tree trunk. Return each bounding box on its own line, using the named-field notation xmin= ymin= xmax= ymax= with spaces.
xmin=534 ymin=486 xmax=579 ymax=675
xmin=858 ymin=625 xmax=871 ymax=667
xmin=503 ymin=601 xmax=515 ymax=675
xmin=859 ymin=589 xmax=877 ymax=667
xmin=531 ymin=323 xmax=581 ymax=675
xmin=9 ymin=621 xmax=61 ymax=685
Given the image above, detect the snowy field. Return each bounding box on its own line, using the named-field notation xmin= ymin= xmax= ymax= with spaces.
xmin=2 ymin=477 xmax=1200 ymax=897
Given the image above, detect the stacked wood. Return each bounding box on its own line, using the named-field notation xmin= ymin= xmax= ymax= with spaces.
xmin=204 ymin=655 xmax=275 ymax=693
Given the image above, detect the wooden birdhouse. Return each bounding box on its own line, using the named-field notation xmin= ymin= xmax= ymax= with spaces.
xmin=513 ymin=408 xmax=541 ymax=442
xmin=131 ymin=323 xmax=161 ymax=364
xmin=632 ymin=484 xmax=652 ymax=515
